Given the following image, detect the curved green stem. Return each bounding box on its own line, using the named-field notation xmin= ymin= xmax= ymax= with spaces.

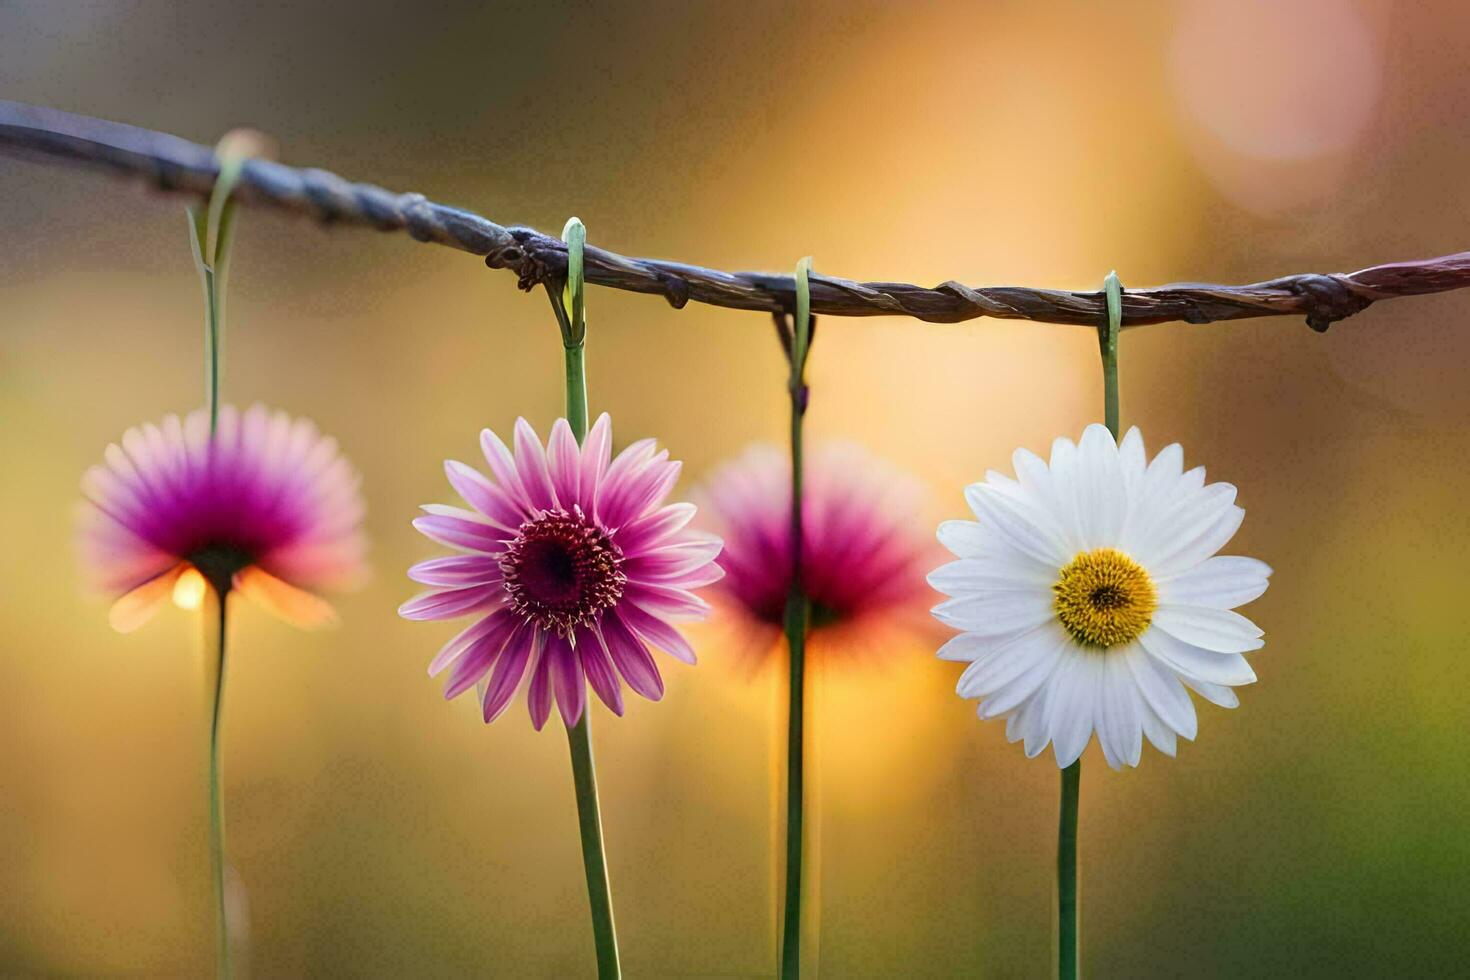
xmin=203 ymin=589 xmax=232 ymax=980
xmin=186 ymin=153 xmax=245 ymax=437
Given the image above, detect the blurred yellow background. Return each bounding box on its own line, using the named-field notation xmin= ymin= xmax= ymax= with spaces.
xmin=3 ymin=0 xmax=1469 ymax=976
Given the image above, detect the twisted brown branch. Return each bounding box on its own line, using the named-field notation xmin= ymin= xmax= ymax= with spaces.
xmin=4 ymin=99 xmax=1469 ymax=331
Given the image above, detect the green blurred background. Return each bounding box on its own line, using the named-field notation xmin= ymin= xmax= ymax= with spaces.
xmin=3 ymin=0 xmax=1469 ymax=976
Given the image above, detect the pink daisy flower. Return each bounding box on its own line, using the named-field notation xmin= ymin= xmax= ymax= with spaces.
xmin=400 ymin=414 xmax=724 ymax=729
xmin=698 ymin=443 xmax=941 ymax=664
xmin=78 ymin=404 xmax=368 ymax=631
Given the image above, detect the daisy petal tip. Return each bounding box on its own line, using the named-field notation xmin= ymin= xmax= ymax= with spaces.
xmin=1081 ymin=422 xmax=1117 ymax=447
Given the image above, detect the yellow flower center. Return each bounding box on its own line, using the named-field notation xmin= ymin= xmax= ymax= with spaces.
xmin=1053 ymin=548 xmax=1157 ymax=649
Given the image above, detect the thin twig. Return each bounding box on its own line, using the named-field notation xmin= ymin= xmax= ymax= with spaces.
xmin=4 ymin=99 xmax=1469 ymax=332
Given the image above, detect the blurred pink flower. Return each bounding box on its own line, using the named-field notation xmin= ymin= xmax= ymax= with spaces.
xmin=78 ymin=404 xmax=368 ymax=631
xmin=401 ymin=414 xmax=723 ymax=729
xmin=697 ymin=443 xmax=940 ymax=665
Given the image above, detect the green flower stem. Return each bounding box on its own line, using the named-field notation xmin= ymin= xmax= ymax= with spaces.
xmin=1058 ymin=272 xmax=1123 ymax=979
xmin=187 ymin=153 xmax=246 ymax=437
xmin=1100 ymin=271 xmax=1122 ymax=439
xmin=1057 ymin=760 xmax=1081 ymax=980
xmin=203 ymin=588 xmax=232 ymax=980
xmin=555 ymin=217 xmax=620 ymax=980
xmin=565 ymin=710 xmax=620 ymax=980
xmin=563 ymin=340 xmax=618 ymax=978
xmin=565 ymin=343 xmax=588 ymax=440
xmin=780 ymin=259 xmax=814 ymax=980
xmin=779 ymin=416 xmax=808 ymax=980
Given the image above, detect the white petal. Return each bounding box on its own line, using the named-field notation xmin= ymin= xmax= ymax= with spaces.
xmin=1151 ymin=496 xmax=1246 ymax=579
xmin=1047 ymin=436 xmax=1085 ymax=545
xmin=1139 ymin=627 xmax=1257 ymax=686
xmin=1137 ymin=698 xmax=1179 ymax=756
xmin=1151 ymin=605 xmax=1264 ymax=654
xmin=963 ymin=624 xmax=1069 ymax=715
xmin=932 ymin=589 xmax=1054 ymax=635
xmin=1118 ymin=427 xmax=1147 ymax=496
xmin=1122 ymin=443 xmax=1180 ymax=548
xmin=1096 ymin=654 xmax=1144 ymax=769
xmin=1004 ymin=686 xmax=1053 ymax=758
xmin=1074 ymin=424 xmax=1125 ymax=549
xmin=1143 ymin=443 xmax=1183 ymax=495
xmin=1123 ymin=644 xmax=1198 ymax=739
xmin=937 ymin=519 xmax=987 ymax=558
xmin=1046 ymin=649 xmax=1100 ymax=768
xmin=936 ymin=632 xmax=992 ymax=662
xmin=1180 ymin=675 xmax=1241 ymax=708
xmin=1157 ymin=555 xmax=1272 ymax=609
xmin=1011 ymin=447 xmax=1080 ymax=552
xmin=1130 ymin=482 xmax=1234 ymax=568
xmin=964 ymin=483 xmax=1072 ymax=565
xmin=927 ymin=556 xmax=1054 ymax=595
xmin=1177 ymin=466 xmax=1206 ymax=495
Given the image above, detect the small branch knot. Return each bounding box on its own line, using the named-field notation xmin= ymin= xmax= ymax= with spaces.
xmin=494 ymin=227 xmax=559 ymax=293
xmin=1287 ymin=273 xmax=1372 ymax=333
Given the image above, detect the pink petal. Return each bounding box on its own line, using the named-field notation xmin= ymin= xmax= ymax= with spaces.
xmin=428 ymin=610 xmax=511 ymax=676
xmin=579 ymin=413 xmax=613 ymax=505
xmin=548 ymin=633 xmax=588 ymax=728
xmin=598 ymin=613 xmax=664 ymax=701
xmin=512 ymin=418 xmax=558 ymax=512
xmin=408 ymin=555 xmax=503 ymax=587
xmin=654 ymin=563 xmax=725 ymax=590
xmin=480 ymin=427 xmax=531 ymax=510
xmin=626 ymin=582 xmax=712 ymax=621
xmin=546 ymin=420 xmax=582 ymax=510
xmin=444 ymin=614 xmax=519 ymax=699
xmin=398 ymin=584 xmax=502 ymax=621
xmin=482 ymin=624 xmax=537 ymax=723
xmin=623 ymin=537 xmax=723 ymax=582
xmin=413 ymin=507 xmax=511 ymax=553
xmin=599 ymin=450 xmax=678 ymax=529
xmin=613 ymin=502 xmax=696 ymax=553
xmin=576 ymin=625 xmax=625 ymax=715
xmin=527 ymin=636 xmax=555 ymax=730
xmin=593 ymin=439 xmax=656 ymax=526
xmin=445 ymin=460 xmax=525 ymax=529
xmin=617 ymin=602 xmax=697 ymax=665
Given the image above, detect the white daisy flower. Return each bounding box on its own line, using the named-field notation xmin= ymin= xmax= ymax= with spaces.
xmin=929 ymin=424 xmax=1271 ymax=770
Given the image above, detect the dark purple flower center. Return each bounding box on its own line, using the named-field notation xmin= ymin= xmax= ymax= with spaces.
xmin=187 ymin=542 xmax=255 ymax=596
xmin=500 ymin=509 xmax=625 ymax=637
